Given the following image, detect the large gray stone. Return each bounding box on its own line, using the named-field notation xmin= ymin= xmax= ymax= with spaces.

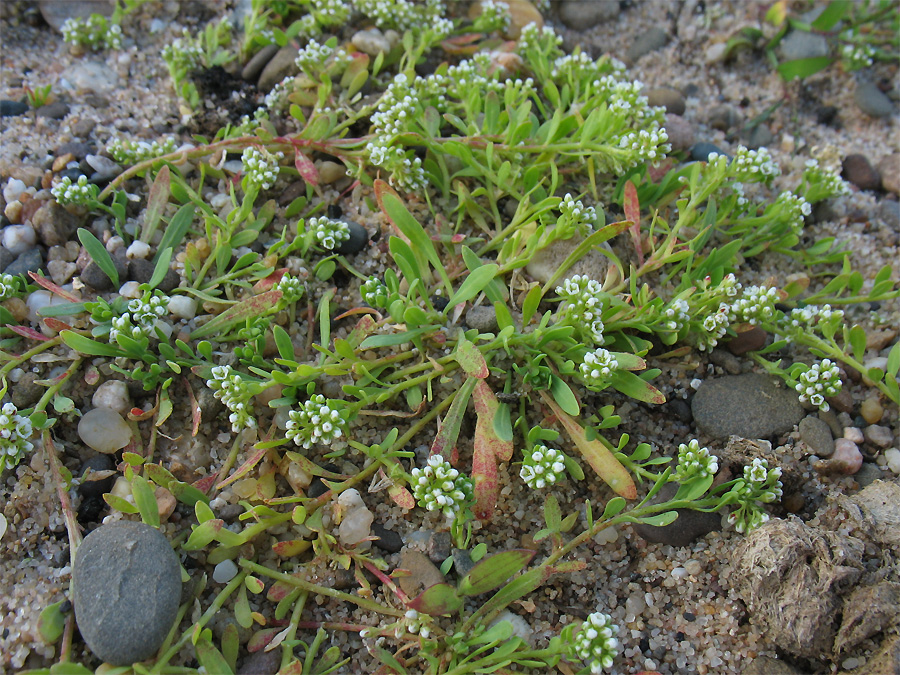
xmin=691 ymin=373 xmax=803 ymax=440
xmin=558 ymin=0 xmax=620 ymax=30
xmin=632 ymin=483 xmax=722 ymax=547
xmin=73 ymin=521 xmax=182 ymax=665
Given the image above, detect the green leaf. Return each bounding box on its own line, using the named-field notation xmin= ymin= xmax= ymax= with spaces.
xmin=887 ymin=342 xmax=900 ymax=378
xmin=543 ymin=494 xmax=561 ymax=531
xmin=811 ymin=1 xmax=850 ymax=30
xmin=183 ymin=519 xmax=224 ymax=550
xmin=601 ymin=496 xmax=627 ymax=520
xmin=104 ymin=493 xmax=139 ymax=514
xmin=458 ymin=549 xmax=536 ymax=596
xmin=521 ymin=285 xmax=543 ymax=326
xmin=155 ymin=202 xmax=196 ymax=263
xmin=131 ymin=474 xmax=160 ymax=528
xmin=549 ymin=374 xmax=579 ymax=416
xmin=195 ymin=635 xmax=234 ymax=675
xmin=609 ymin=370 xmax=666 ymax=404
xmin=848 ymin=324 xmax=866 ymax=362
xmin=635 ymin=511 xmax=679 ymax=527
xmin=358 ymin=326 xmax=432 ymax=349
xmin=445 ymin=263 xmax=499 ymax=310
xmin=77 ymin=228 xmax=119 ymax=287
xmin=48 ymin=664 xmax=94 ymax=675
xmin=407 ymin=583 xmax=463 ymax=616
xmin=272 ymin=325 xmax=295 ymax=361
xmin=60 ymin=330 xmax=123 ymax=357
xmin=430 ymin=376 xmax=476 ymax=458
xmin=190 ymin=290 xmax=282 ymax=340
xmin=141 ymin=165 xmax=170 ymax=244
xmin=38 ymin=600 xmax=67 ymax=644
xmin=454 ymin=335 xmax=489 ymax=378
xmin=776 ymin=56 xmax=835 ymax=81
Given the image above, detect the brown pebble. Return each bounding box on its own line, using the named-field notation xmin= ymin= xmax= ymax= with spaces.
xmin=3 ymin=297 xmax=28 ymax=322
xmin=876 ymin=153 xmax=899 ymax=195
xmin=865 ymin=328 xmax=898 ymax=352
xmin=52 ymin=152 xmax=75 ymax=172
xmin=860 ymin=397 xmax=883 ymax=424
xmin=782 ymin=492 xmax=805 ymax=514
xmin=842 ymin=153 xmax=882 ymax=191
xmin=726 ymin=326 xmax=767 ymax=355
xmin=827 ymin=389 xmax=854 ymax=414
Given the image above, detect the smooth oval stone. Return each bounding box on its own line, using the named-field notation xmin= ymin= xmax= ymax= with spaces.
xmin=78 ymin=407 xmax=132 ymax=453
xmin=73 ymin=521 xmax=181 ymax=665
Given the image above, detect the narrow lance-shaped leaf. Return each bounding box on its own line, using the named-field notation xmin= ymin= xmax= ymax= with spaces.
xmin=623 ymin=179 xmax=643 ymax=266
xmin=539 ymin=390 xmax=637 ymax=499
xmin=294 ymin=147 xmax=318 ymax=187
xmin=454 ymin=335 xmax=489 ymax=378
xmin=430 ymin=377 xmax=476 ymax=460
xmin=78 ymin=228 xmax=119 ymax=287
xmin=471 ymin=380 xmax=514 ymax=520
xmin=190 ymin=290 xmax=282 ymax=340
xmin=609 ymin=370 xmax=666 ymax=405
xmin=141 ymin=165 xmax=170 ymax=244
xmin=459 ymin=549 xmax=536 ymax=597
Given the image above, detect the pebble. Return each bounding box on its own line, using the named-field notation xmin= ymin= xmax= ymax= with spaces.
xmin=708 ymin=348 xmax=741 ymax=375
xmin=0 ymin=247 xmax=13 ymax=273
xmin=663 ymin=114 xmax=695 ymax=151
xmin=876 ymin=155 xmax=899 ymax=195
xmin=860 ymin=397 xmax=883 ymax=424
xmin=77 ymin=454 xmax=116 ymax=498
xmin=128 ymin=258 xmax=180 ymax=292
xmin=35 ymin=101 xmax=70 ymax=120
xmin=844 ymin=426 xmax=864 ymax=444
xmin=77 ymin=407 xmax=132 ymax=454
xmin=0 ymin=100 xmax=28 ymax=117
xmin=86 ymin=154 xmax=122 ymax=182
xmin=61 ymin=61 xmax=119 ymax=95
xmin=71 ymin=117 xmax=97 ymax=138
xmin=371 ymin=523 xmax=403 ymax=553
xmin=876 ymin=200 xmax=900 ymax=229
xmin=690 ymin=142 xmax=727 ymax=162
xmin=168 ymin=295 xmax=197 ymax=320
xmin=884 ymin=448 xmax=900 ymax=474
xmin=667 ymin=398 xmax=693 ymax=424
xmin=452 ymin=548 xmax=477 ymax=577
xmin=864 ymin=424 xmax=893 ymax=449
xmin=704 ymin=42 xmax=727 ymax=64
xmin=427 ymin=531 xmax=452 ymax=563
xmin=337 ymin=488 xmax=374 ymax=546
xmin=126 ymin=240 xmax=151 ymax=259
xmin=352 ymin=28 xmax=392 ymax=56
xmin=117 ymin=280 xmax=142 ymax=299
xmin=496 ymin=0 xmax=543 ymax=40
xmin=854 ymin=462 xmax=883 ymax=488
xmin=632 ymin=483 xmax=722 ymax=547
xmin=2 ymin=224 xmax=37 ymax=255
xmin=862 ymin=356 xmax=889 ymax=386
xmin=237 ymin=649 xmax=281 ymax=675
xmin=32 ymin=200 xmax=82 ymax=247
xmin=56 ymin=141 xmax=94 ymax=161
xmin=842 ymin=153 xmax=882 ymax=191
xmin=777 ymin=29 xmax=828 ymax=61
xmin=746 ymin=124 xmax=774 ymax=150
xmin=625 ymin=27 xmax=669 ymax=64
xmin=645 ymin=87 xmax=686 ymax=116
xmin=558 ymin=0 xmax=619 ymax=29
xmin=854 ymin=80 xmax=894 ymax=118
xmin=465 ymin=305 xmax=499 ymax=333
xmin=726 ymin=326 xmax=766 ymax=355
xmin=92 ymin=380 xmax=131 ymax=415
xmin=5 ymin=248 xmax=44 ymax=277
xmin=525 ymin=228 xmax=611 ymax=286
xmin=10 ymin=372 xmax=44 ymax=408
xmin=258 ymin=45 xmax=300 ymax=92
xmin=691 ymin=373 xmax=804 ymax=440
xmin=73 ymin=521 xmax=181 ymax=665
xmin=316 ymin=160 xmax=346 ymax=185
xmin=799 ymin=416 xmax=834 ymax=457
xmin=213 ymin=559 xmax=239 ymax=583
xmin=81 ymin=258 xmax=124 ymax=291
xmin=334 ymin=221 xmax=368 ymax=255
xmin=396 ymin=549 xmax=445 ymax=597
xmin=3 ymin=178 xmax=27 ymax=203
xmin=38 ymin=0 xmax=114 ymax=32
xmin=707 ymin=104 xmax=741 ymax=132
xmin=242 ymin=44 xmax=279 ymax=82
xmin=815 ymin=438 xmax=863 ymax=475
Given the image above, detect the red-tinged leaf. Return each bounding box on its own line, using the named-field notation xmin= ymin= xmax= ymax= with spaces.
xmin=334 ymin=307 xmax=381 ymax=323
xmin=294 ymin=149 xmax=318 ymax=187
xmin=647 ymin=158 xmax=674 ymax=182
xmin=28 ymin=272 xmax=79 ymax=302
xmin=611 ymin=352 xmax=646 ymax=371
xmin=623 ymin=180 xmax=644 ymax=267
xmin=407 ymin=583 xmax=463 ymax=616
xmin=430 ymin=377 xmax=476 ymax=460
xmin=143 ymin=165 xmax=170 ymax=242
xmin=267 ymin=580 xmax=295 ymax=602
xmin=216 ymin=444 xmax=268 ymax=490
xmin=550 ymin=560 xmax=587 ymax=574
xmin=344 ymin=313 xmax=378 ymax=350
xmin=272 ymin=539 xmax=310 ymax=557
xmin=7 ymin=324 xmax=50 ymax=341
xmin=193 ymin=472 xmax=219 ymax=495
xmin=380 ymin=468 xmax=415 ymax=509
xmin=128 ymin=405 xmax=155 ymax=421
xmin=458 ymin=549 xmax=536 ymax=596
xmin=454 ymin=336 xmax=488 ymax=378
xmin=247 ymin=628 xmax=281 ymax=653
xmin=253 ymin=268 xmax=288 ymax=293
xmin=190 ymin=290 xmax=283 ymax=340
xmin=539 ymin=390 xmax=637 ymax=500
xmin=183 ymin=376 xmax=201 ymax=437
xmin=43 ymin=317 xmax=73 ymax=333
xmin=471 ymin=380 xmax=514 ymax=521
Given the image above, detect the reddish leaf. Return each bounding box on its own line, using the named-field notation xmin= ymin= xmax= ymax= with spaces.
xmin=458 ymin=549 xmax=536 ymax=596
xmin=454 ymin=336 xmax=488 ymax=378
xmin=247 ymin=628 xmax=281 ymax=653
xmin=216 ymin=444 xmax=268 ymax=490
xmin=380 ymin=468 xmax=416 ymax=509
xmin=539 ymin=390 xmax=637 ymax=500
xmin=471 ymin=380 xmax=514 ymax=520
xmin=28 ymin=271 xmax=79 ymax=302
xmin=623 ymin=180 xmax=644 ymax=267
xmin=272 ymin=539 xmax=310 ymax=557
xmin=192 ymin=472 xmax=219 ymax=495
xmin=266 ymin=579 xmax=295 ymax=602
xmin=253 ymin=268 xmax=288 ymax=293
xmin=42 ymin=317 xmax=73 ymax=333
xmin=7 ymin=324 xmax=50 ymax=341
xmin=294 ymin=149 xmax=318 ymax=187
xmin=407 ymin=583 xmax=463 ymax=616
xmin=344 ymin=313 xmax=378 ymax=349
xmin=128 ymin=405 xmax=155 ymax=421
xmin=190 ymin=290 xmax=283 ymax=340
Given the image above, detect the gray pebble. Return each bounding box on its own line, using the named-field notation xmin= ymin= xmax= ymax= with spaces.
xmin=646 ymin=87 xmax=686 ymax=116
xmin=690 ymin=142 xmax=728 ymax=162
xmin=238 ymin=648 xmax=281 ymax=675
xmin=746 ymin=124 xmax=774 ymax=150
xmin=864 ymin=424 xmax=893 ymax=448
xmin=242 ymin=44 xmax=279 ymax=82
xmin=854 ymin=81 xmax=894 ymax=118
xmin=691 ymin=373 xmax=804 ymax=440
xmin=78 ymin=454 xmax=116 ymax=498
xmin=32 ymin=200 xmax=82 ymax=247
xmin=625 ymin=27 xmax=669 ymax=64
xmin=465 ymin=305 xmax=499 ymax=334
xmin=525 ymin=228 xmax=610 ymax=285
xmin=666 ymin=398 xmax=693 ymax=424
xmin=854 ymin=462 xmax=883 ymax=488
xmin=664 ymin=114 xmax=695 ymax=151
xmin=632 ymin=483 xmax=721 ymax=546
xmin=11 ymin=371 xmax=44 ymax=409
xmin=777 ymin=30 xmax=828 ymax=61
xmin=81 ymin=256 xmax=126 ymax=290
xmin=427 ymin=531 xmax=451 ymax=564
xmin=371 ymin=523 xmax=403 ymax=553
xmin=707 ymin=104 xmax=741 ymax=132
xmin=71 ymin=117 xmax=97 ymax=139
xmin=452 ymin=548 xmax=476 ymax=577
xmin=810 ymin=199 xmax=839 ymax=224
xmin=877 ymin=155 xmax=899 ymax=195
xmin=876 ymin=200 xmax=900 ymax=228
xmin=86 ymin=154 xmax=122 ymax=182
xmin=558 ymin=0 xmax=620 ymax=30
xmin=0 ymin=100 xmax=28 ymax=117
xmin=726 ymin=326 xmax=767 ymax=355
xmin=35 ymin=101 xmax=70 ymax=120
xmin=842 ymin=153 xmax=882 ymax=191
xmin=128 ymin=258 xmax=180 ymax=293
xmin=708 ymin=349 xmax=742 ymax=375
xmin=4 ymin=248 xmax=44 ymax=277
xmin=258 ymin=44 xmax=300 ymax=92
xmin=0 ymin=247 xmax=12 ymax=273
xmin=56 ymin=141 xmax=95 ymax=160
xmin=72 ymin=521 xmax=181 ymax=666
xmin=799 ymin=416 xmax=834 ymax=457
xmin=333 ymin=221 xmax=368 ymax=255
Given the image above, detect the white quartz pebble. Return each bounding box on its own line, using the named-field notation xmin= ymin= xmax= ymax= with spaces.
xmin=78 ymin=408 xmax=132 ymax=454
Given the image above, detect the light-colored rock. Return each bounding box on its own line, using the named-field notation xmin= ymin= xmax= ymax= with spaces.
xmin=337 ymin=489 xmax=373 ymax=546
xmin=2 ymin=224 xmax=37 ymax=255
xmin=78 ymin=407 xmax=132 ymax=454
xmin=864 ymin=424 xmax=893 ymax=449
xmin=3 ymin=178 xmax=27 ymax=203
xmin=92 ymin=380 xmax=131 ymax=415
xmin=213 ymin=559 xmax=239 ymax=583
xmin=525 ymin=227 xmax=614 ymax=287
xmin=126 ymin=240 xmax=151 ymax=259
xmin=168 ymin=295 xmax=197 ymax=320
xmin=352 ymin=28 xmax=392 ymax=56
xmin=60 ymin=61 xmax=119 ymax=95
xmin=876 ymin=153 xmax=899 ymax=194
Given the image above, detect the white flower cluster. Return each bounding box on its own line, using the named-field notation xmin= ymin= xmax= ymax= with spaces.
xmin=305 ymin=0 xmax=351 ymax=29
xmin=773 ymin=191 xmax=812 ymax=233
xmin=0 ymin=402 xmax=33 ymax=472
xmin=285 ymin=394 xmax=344 ymax=449
xmin=673 ymin=439 xmax=718 ymax=482
xmin=580 ymin=348 xmax=618 ymax=388
xmin=0 ymin=273 xmax=19 ymax=302
xmin=295 ymin=39 xmax=350 ymax=73
xmin=698 ymin=302 xmax=733 ymax=352
xmin=572 ymin=612 xmax=620 ymax=673
xmin=352 ymin=0 xmax=445 ymax=31
xmin=109 ymin=291 xmax=168 ymax=343
xmin=51 ymin=175 xmax=96 ymax=207
xmin=557 ymin=275 xmax=606 ymax=343
xmin=361 ymin=277 xmax=389 ymax=308
xmin=242 ymin=146 xmax=283 ymax=190
xmin=410 ymin=454 xmax=473 ymax=519
xmin=803 ymin=159 xmax=850 ymax=197
xmin=730 ymin=284 xmax=777 ymax=326
xmin=275 ymin=273 xmax=305 ymax=304
xmin=515 ymin=22 xmax=563 ymax=57
xmin=61 ymin=14 xmax=122 ymax=51
xmin=207 ymin=365 xmax=257 ymax=433
xmin=727 ymin=458 xmax=783 ymax=534
xmin=559 ymin=193 xmax=597 ymax=231
xmin=520 ymin=444 xmax=566 ymax=489
xmin=840 ymin=43 xmax=875 ymax=70
xmin=107 ymin=137 xmax=177 ymax=165
xmin=161 ymin=30 xmax=203 ymax=71
xmin=729 ymin=145 xmax=779 ymax=181
xmin=401 ymin=609 xmax=430 ymax=638
xmin=795 ymin=359 xmax=841 ymax=412
xmin=618 ymin=127 xmax=670 ymax=166
xmin=783 ymin=304 xmax=843 ymax=335
xmin=473 ymin=0 xmax=510 ymax=32
xmin=304 ymin=216 xmax=350 ymax=251
xmin=663 ymin=298 xmax=690 ymax=331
